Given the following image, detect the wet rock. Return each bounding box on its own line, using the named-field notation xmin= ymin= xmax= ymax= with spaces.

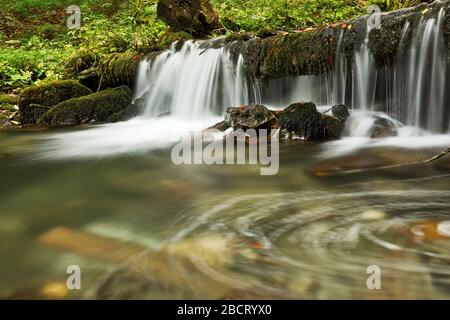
xmin=332 ymin=104 xmax=350 ymax=122
xmin=39 ymin=86 xmax=132 ymax=127
xmin=107 ymin=96 xmax=147 ymax=123
xmin=18 ymin=80 xmax=92 ymax=112
xmin=321 ymin=114 xmax=345 ymax=139
xmin=156 ymin=0 xmax=220 ymax=36
xmin=19 ymin=104 xmax=51 ymax=125
xmin=208 ymin=120 xmax=231 ymax=131
xmin=371 ymin=118 xmax=398 ymax=138
xmin=155 ymin=31 xmax=193 ymax=51
xmin=100 ymin=52 xmax=142 ymax=89
xmin=279 ymin=102 xmax=343 ymax=140
xmin=225 ymin=104 xmax=277 ymax=130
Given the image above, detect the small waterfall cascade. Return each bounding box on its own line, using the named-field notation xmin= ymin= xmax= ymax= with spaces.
xmin=336 ymin=5 xmax=449 ymax=138
xmin=332 ymin=29 xmax=348 ymax=106
xmin=395 ymin=7 xmax=447 ymax=133
xmin=352 ymin=25 xmax=378 ymax=111
xmin=135 ymin=40 xmax=259 ymax=120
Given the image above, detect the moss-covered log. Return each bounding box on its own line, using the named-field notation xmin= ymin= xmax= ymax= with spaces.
xmin=100 ymin=53 xmax=142 ymax=89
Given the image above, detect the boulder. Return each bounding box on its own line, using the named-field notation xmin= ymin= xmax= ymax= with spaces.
xmin=156 ymin=0 xmax=220 ymax=36
xmin=207 ymin=120 xmax=231 ymax=132
xmin=39 ymin=86 xmax=132 ymax=127
xmin=225 ymin=104 xmax=277 ymax=130
xmin=279 ymin=102 xmax=344 ymax=140
xmin=107 ymin=96 xmax=147 ymax=123
xmin=370 ymin=118 xmax=398 ymax=138
xmin=18 ymin=80 xmax=92 ymax=111
xmin=19 ymin=104 xmax=51 ymax=125
xmin=332 ymin=104 xmax=350 ymax=122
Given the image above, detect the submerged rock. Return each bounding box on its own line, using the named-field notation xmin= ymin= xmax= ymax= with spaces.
xmin=225 ymin=104 xmax=277 ymax=130
xmin=39 ymin=86 xmax=132 ymax=127
xmin=156 ymin=0 xmax=220 ymax=36
xmin=18 ymin=80 xmax=92 ymax=112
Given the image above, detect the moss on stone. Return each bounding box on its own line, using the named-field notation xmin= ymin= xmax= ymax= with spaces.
xmin=156 ymin=31 xmax=194 ymax=51
xmin=101 ymin=53 xmax=141 ymax=89
xmin=0 ymin=94 xmax=18 ymax=105
xmin=18 ymin=80 xmax=92 ymax=110
xmin=255 ymin=28 xmax=338 ymax=79
xmin=39 ymin=86 xmax=132 ymax=127
xmin=20 ymin=103 xmax=51 ymax=124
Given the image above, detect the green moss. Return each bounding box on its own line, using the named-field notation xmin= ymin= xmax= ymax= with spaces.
xmin=0 ymin=94 xmax=18 ymax=105
xmin=1 ymin=103 xmax=16 ymax=112
xmin=19 ymin=103 xmax=50 ymax=124
xmin=101 ymin=53 xmax=141 ymax=89
xmin=18 ymin=80 xmax=92 ymax=109
xmin=39 ymin=85 xmax=132 ymax=127
xmin=155 ymin=31 xmax=194 ymax=51
xmin=257 ymin=28 xmax=337 ymax=78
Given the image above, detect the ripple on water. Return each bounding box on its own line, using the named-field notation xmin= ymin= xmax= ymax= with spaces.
xmin=164 ymin=189 xmax=450 ymax=299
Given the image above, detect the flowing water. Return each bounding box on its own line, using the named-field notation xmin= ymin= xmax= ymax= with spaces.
xmin=1 ymin=6 xmax=450 ymax=300
xmin=1 ymin=130 xmax=450 ymax=299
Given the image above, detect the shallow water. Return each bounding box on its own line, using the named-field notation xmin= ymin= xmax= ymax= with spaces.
xmin=1 ymin=129 xmax=450 ymax=299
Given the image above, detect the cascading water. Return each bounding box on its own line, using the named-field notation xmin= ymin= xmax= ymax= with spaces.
xmin=136 ymin=41 xmax=258 ymax=120
xmin=352 ymin=25 xmax=377 ymax=111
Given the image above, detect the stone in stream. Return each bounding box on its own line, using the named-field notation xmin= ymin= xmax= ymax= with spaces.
xmin=279 ymin=102 xmax=344 ymax=140
xmin=38 ymin=86 xmax=132 ymax=127
xmin=370 ymin=117 xmax=399 ymax=139
xmin=225 ymin=104 xmax=277 ymax=131
xmin=19 ymin=104 xmax=51 ymax=125
xmin=18 ymin=80 xmax=92 ymax=118
xmin=332 ymin=104 xmax=350 ymax=122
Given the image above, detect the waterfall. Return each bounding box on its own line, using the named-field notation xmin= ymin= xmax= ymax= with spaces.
xmin=352 ymin=25 xmax=378 ymax=111
xmin=332 ymin=29 xmax=348 ymax=106
xmin=136 ymin=40 xmax=257 ymax=120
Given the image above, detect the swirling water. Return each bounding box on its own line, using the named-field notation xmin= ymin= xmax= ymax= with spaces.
xmin=1 ymin=131 xmax=450 ymax=299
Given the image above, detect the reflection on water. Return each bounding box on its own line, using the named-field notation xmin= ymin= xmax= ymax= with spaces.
xmin=1 ymin=130 xmax=450 ymax=299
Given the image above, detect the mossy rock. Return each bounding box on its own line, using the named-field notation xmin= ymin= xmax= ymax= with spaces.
xmin=64 ymin=50 xmax=101 ymax=79
xmin=156 ymin=31 xmax=194 ymax=51
xmin=0 ymin=94 xmax=18 ymax=105
xmin=101 ymin=53 xmax=141 ymax=89
xmin=18 ymin=80 xmax=92 ymax=110
xmin=39 ymin=86 xmax=132 ymax=127
xmin=279 ymin=102 xmax=324 ymax=140
xmin=279 ymin=102 xmax=344 ymax=140
xmin=107 ymin=98 xmax=146 ymax=123
xmin=20 ymin=104 xmax=51 ymax=124
xmin=157 ymin=0 xmax=220 ymax=36
xmin=0 ymin=103 xmax=16 ymax=112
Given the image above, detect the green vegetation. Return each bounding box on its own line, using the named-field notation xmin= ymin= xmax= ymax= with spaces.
xmin=0 ymin=0 xmax=421 ymax=92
